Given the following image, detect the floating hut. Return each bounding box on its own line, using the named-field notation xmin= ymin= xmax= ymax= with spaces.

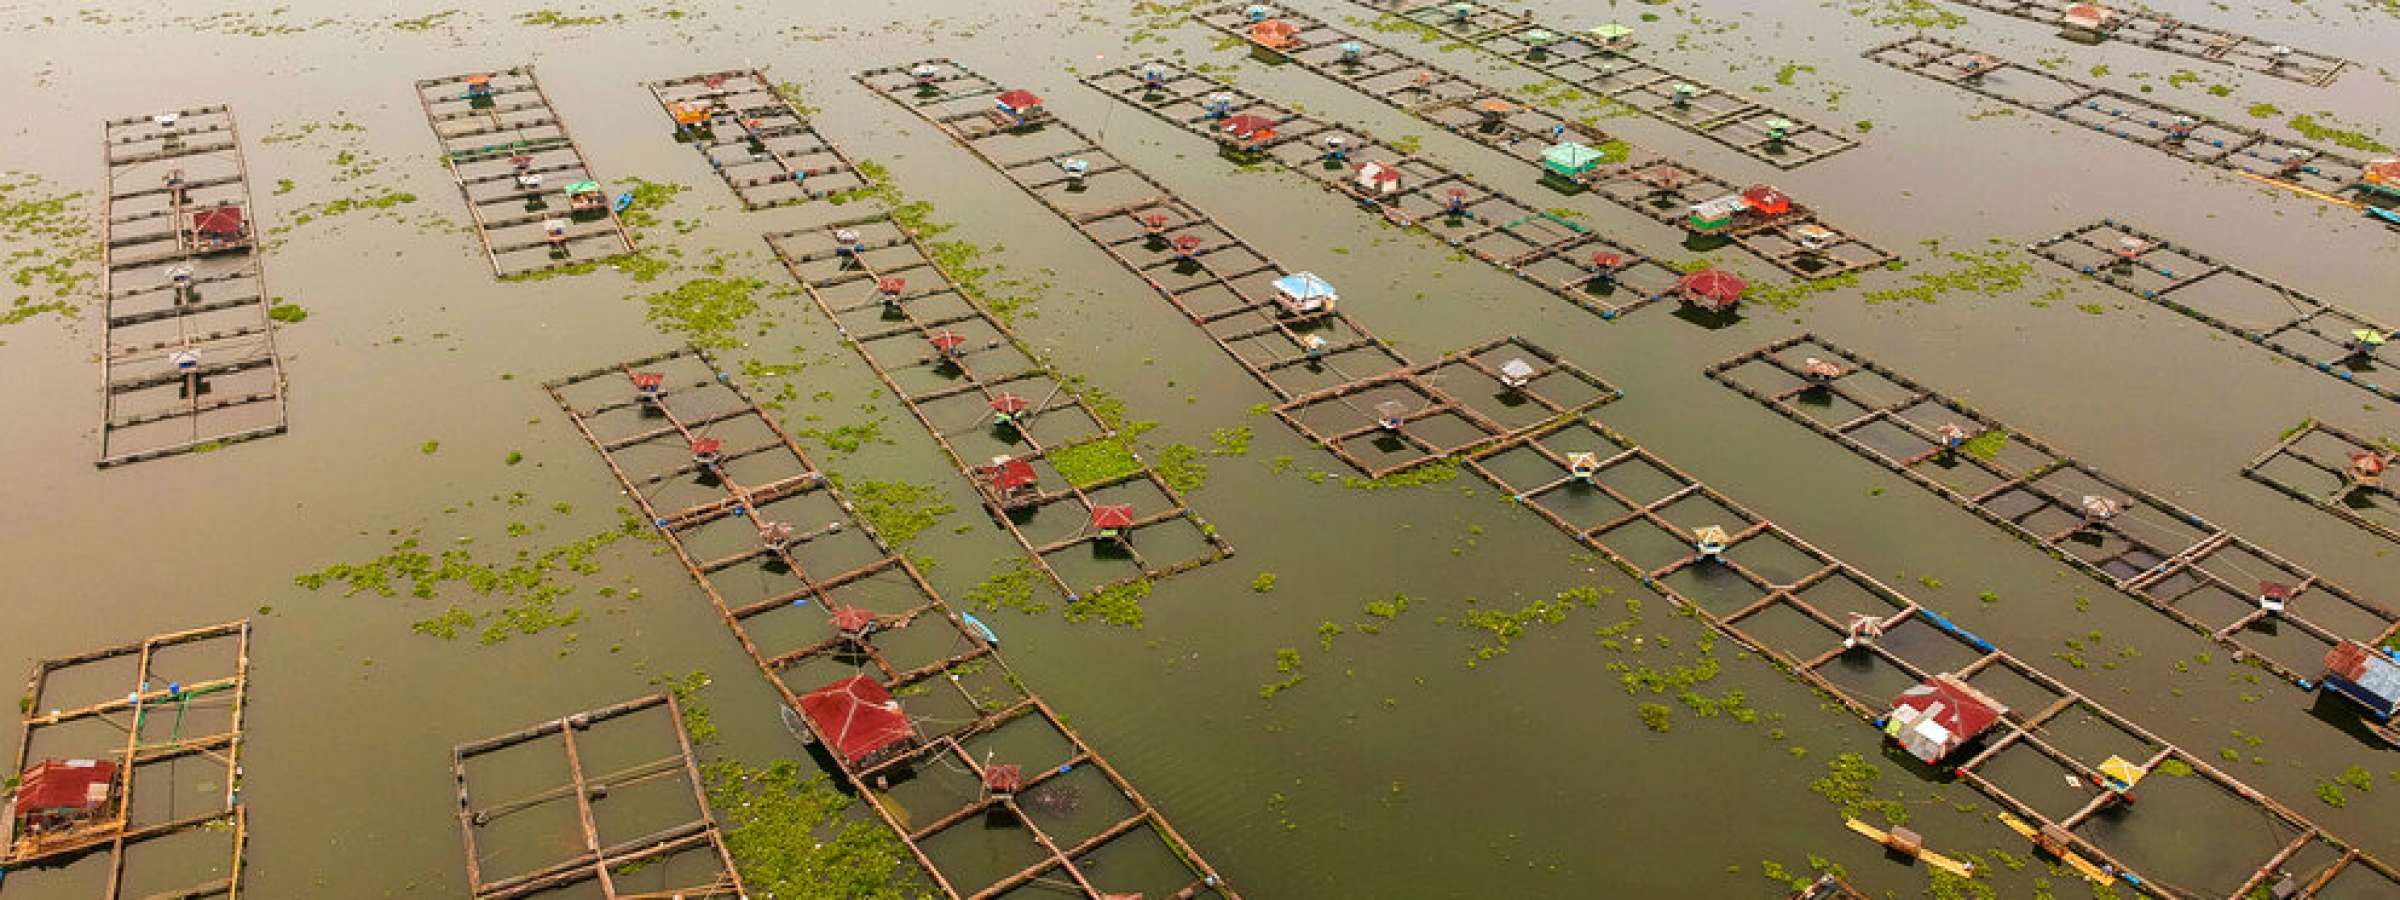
xmin=2348 ymin=329 xmax=2387 ymax=359
xmin=1587 ymin=23 xmax=1635 ymax=51
xmin=1520 ymin=28 xmax=1558 ymax=55
xmin=829 ymin=604 xmax=879 ymax=639
xmin=2321 ymin=641 xmax=2400 ymax=723
xmin=1354 ymin=160 xmax=1405 ymax=196
xmin=566 ymin=179 xmax=606 ymax=213
xmin=1587 ymin=250 xmax=1624 ymax=286
xmin=1793 ymin=223 xmax=1840 ymax=251
xmin=1692 ymin=524 xmax=1730 ymax=558
xmin=1885 ymin=674 xmax=2006 ymax=764
xmin=463 ymin=72 xmax=494 ymax=99
xmin=929 ymin=330 xmax=968 ymax=358
xmin=2348 ymin=449 xmax=2389 ymax=487
xmin=990 ymin=392 xmax=1032 ymax=426
xmin=192 ymin=205 xmax=249 ymax=250
xmin=10 ymin=759 xmax=120 ymax=847
xmin=1740 ymin=184 xmax=1793 ymax=219
xmin=2079 ymin=494 xmax=2121 ymax=523
xmin=689 ymin=436 xmax=724 ymax=466
xmin=1249 ymin=18 xmax=1300 ymax=50
xmin=542 ymin=218 xmax=569 ymax=245
xmin=2092 ymin=755 xmax=2145 ymax=802
xmin=1375 ymin=399 xmax=1409 ymax=430
xmin=974 ymin=456 xmax=1042 ymax=509
xmin=2257 ymin=581 xmax=2292 ymax=615
xmin=1475 ymin=97 xmax=1517 ymax=127
xmin=798 ymin=676 xmax=916 ymax=767
xmin=1688 ymin=195 xmax=1747 ymax=231
xmin=982 ymin=763 xmax=1024 ymax=802
xmin=1497 ymin=357 xmax=1538 ymax=389
xmin=1677 ymin=268 xmax=1746 ymax=312
xmin=2061 ymin=3 xmax=2115 ymax=34
xmin=1220 ymin=114 xmax=1279 ymax=149
xmin=631 ymin=371 xmax=665 ymax=401
xmin=995 ymin=89 xmax=1045 ymax=127
xmin=1540 ymin=141 xmax=1607 ymax=180
xmin=1091 ymin=504 xmax=1137 ymax=541
xmin=667 ymin=101 xmax=712 ymax=135
xmin=1272 ymin=271 xmax=1338 ymax=314
xmin=1567 ymin=451 xmax=1601 ymax=480
xmin=1444 ymin=2 xmax=1477 ymax=23
xmin=1801 ymin=356 xmax=1844 ymax=383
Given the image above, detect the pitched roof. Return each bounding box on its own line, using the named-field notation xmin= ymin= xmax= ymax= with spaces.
xmin=14 ymin=759 xmax=117 ymax=814
xmin=990 ymin=393 xmax=1031 ymax=414
xmin=828 ymin=604 xmax=878 ymax=634
xmin=983 ymin=457 xmax=1039 ymax=490
xmin=799 ymin=676 xmax=914 ymax=765
xmin=996 ymin=89 xmax=1042 ymax=111
xmin=193 ymin=205 xmax=245 ymax=235
xmin=1091 ymin=504 xmax=1136 ymax=529
xmin=1678 ymin=268 xmax=1747 ymax=303
xmin=1887 ymin=675 xmax=2006 ymax=763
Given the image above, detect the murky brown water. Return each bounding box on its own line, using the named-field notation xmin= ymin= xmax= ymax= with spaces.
xmin=2 ymin=0 xmax=2397 ymax=895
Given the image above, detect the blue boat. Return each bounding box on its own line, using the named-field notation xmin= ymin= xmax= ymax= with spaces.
xmin=2364 ymin=205 xmax=2400 ymax=226
xmin=960 ymin=612 xmax=1000 ymax=644
xmin=613 ymin=191 xmax=635 ymax=213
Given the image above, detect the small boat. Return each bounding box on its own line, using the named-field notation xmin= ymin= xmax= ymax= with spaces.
xmin=961 ymin=611 xmax=1000 ymax=644
xmin=2365 ymin=205 xmax=2400 ymax=226
xmin=613 ymin=191 xmax=635 ymax=213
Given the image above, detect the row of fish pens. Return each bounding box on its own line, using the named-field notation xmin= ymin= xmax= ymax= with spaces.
xmin=768 ymin=213 xmax=1234 ymax=608
xmin=1707 ymin=333 xmax=2400 ymax=692
xmin=414 ymin=66 xmax=637 ymax=277
xmin=2240 ymin=418 xmax=2400 ymax=548
xmin=2024 ymin=220 xmax=2396 ymax=404
xmin=1930 ymin=0 xmax=2348 ymax=86
xmin=1449 ymin=415 xmax=2400 ymax=898
xmin=1864 ymin=37 xmax=2391 ymax=227
xmin=1185 ymin=4 xmax=1891 ymax=279
xmin=97 ymin=106 xmax=288 ymax=468
xmin=1329 ymin=0 xmax=1856 ymax=167
xmin=854 ymin=58 xmax=1623 ymax=481
xmin=542 ymin=346 xmax=1233 ymax=899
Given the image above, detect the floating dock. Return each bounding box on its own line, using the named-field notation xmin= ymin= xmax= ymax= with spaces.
xmin=769 ymin=214 xmax=1233 ymax=605
xmin=646 ymin=68 xmax=869 ymax=209
xmin=2241 ymin=419 xmax=2400 ymax=547
xmin=1865 ymin=38 xmax=2384 ymax=226
xmin=1337 ymin=0 xmax=1856 ymax=167
xmin=5 ymin=621 xmax=250 ymax=898
xmin=97 ymin=105 xmax=289 ymax=467
xmin=1708 ymin=334 xmax=2400 ymax=688
xmin=2025 ymin=220 xmax=2396 ymax=403
xmin=1457 ymin=418 xmax=2400 ymax=898
xmin=543 ymin=347 xmax=1233 ymax=899
xmin=1931 ymin=0 xmax=2348 ymax=86
xmin=414 ymin=66 xmax=637 ymax=277
xmin=856 ymin=58 xmax=1622 ymax=478
xmin=452 ymin=693 xmax=743 ymax=899
xmin=1079 ymin=59 xmax=1687 ymax=319
xmin=1183 ymin=7 xmax=1890 ymax=279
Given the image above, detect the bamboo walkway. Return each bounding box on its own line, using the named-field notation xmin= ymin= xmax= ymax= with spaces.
xmin=97 ymin=106 xmax=289 ymax=467
xmin=414 ymin=66 xmax=637 ymax=277
xmin=1336 ymin=0 xmax=1857 ymax=167
xmin=855 ymin=59 xmax=1620 ymax=478
xmin=1080 ymin=59 xmax=1685 ymax=319
xmin=2024 ymin=220 xmax=2397 ymax=404
xmin=1455 ymin=419 xmax=2400 ymax=899
xmin=646 ymin=68 xmax=869 ymax=209
xmin=2241 ymin=419 xmax=2400 ymax=547
xmin=543 ymin=347 xmax=1232 ymax=899
xmin=1865 ymin=38 xmax=2390 ymax=227
xmin=1183 ymin=7 xmax=1891 ymax=279
xmin=453 ymin=693 xmax=743 ymax=900
xmin=1707 ymin=334 xmax=2400 ymax=689
xmin=1930 ymin=0 xmax=2348 ymax=86
xmin=769 ymin=214 xmax=1233 ymax=606
xmin=4 ymin=621 xmax=250 ymax=898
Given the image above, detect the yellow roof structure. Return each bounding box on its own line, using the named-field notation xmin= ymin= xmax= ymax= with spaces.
xmin=2097 ymin=755 xmax=2145 ymax=789
xmin=1692 ymin=525 xmax=1730 ymax=546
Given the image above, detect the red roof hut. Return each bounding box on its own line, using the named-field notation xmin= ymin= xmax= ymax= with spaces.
xmin=974 ymin=456 xmax=1041 ymax=507
xmin=192 ymin=206 xmax=247 ymax=247
xmin=1091 ymin=504 xmax=1136 ymax=536
xmin=1739 ymin=184 xmax=1792 ymax=218
xmin=1677 ymin=268 xmax=1747 ymax=312
xmin=799 ymin=676 xmax=915 ymax=766
xmin=12 ymin=759 xmax=120 ymax=834
xmin=1885 ymin=675 xmax=2007 ymax=764
xmin=982 ymin=762 xmax=1024 ymax=800
xmin=996 ymin=89 xmax=1043 ymax=115
xmin=929 ymin=330 xmax=968 ymax=356
xmin=1249 ymin=19 xmax=1300 ymax=49
xmin=828 ymin=604 xmax=879 ymax=637
xmin=1221 ymin=114 xmax=1278 ymax=148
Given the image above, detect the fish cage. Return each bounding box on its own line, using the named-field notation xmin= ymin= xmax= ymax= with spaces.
xmin=415 ymin=66 xmax=636 ymax=277
xmin=1708 ymin=334 xmax=2400 ymax=688
xmin=645 ymin=68 xmax=869 ymax=209
xmin=97 ymin=106 xmax=288 ymax=467
xmin=451 ymin=693 xmax=742 ymax=898
xmin=5 ymin=621 xmax=250 ymax=898
xmin=2241 ymin=419 xmax=2400 ymax=546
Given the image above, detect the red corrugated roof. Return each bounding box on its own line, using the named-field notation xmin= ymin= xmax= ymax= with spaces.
xmin=1739 ymin=184 xmax=1791 ymax=215
xmin=984 ymin=458 xmax=1039 ymax=491
xmin=990 ymin=393 xmax=1031 ymax=414
xmin=997 ymin=89 xmax=1042 ymax=111
xmin=1679 ymin=268 xmax=1747 ymax=304
xmin=799 ymin=676 xmax=914 ymax=765
xmin=1890 ymin=675 xmax=2004 ymax=754
xmin=630 ymin=372 xmax=665 ymax=388
xmin=828 ymin=605 xmax=877 ymax=634
xmin=1091 ymin=504 xmax=1136 ymax=529
xmin=983 ymin=763 xmax=1024 ymax=792
xmin=194 ymin=206 xmax=245 ymax=236
xmin=930 ymin=331 xmax=967 ymax=352
xmin=14 ymin=759 xmax=117 ymax=814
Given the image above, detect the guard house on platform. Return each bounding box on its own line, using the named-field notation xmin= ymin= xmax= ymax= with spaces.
xmin=1677 ymin=268 xmax=1746 ymax=313
xmin=2320 ymin=641 xmax=2400 ymax=741
xmin=973 ymin=456 xmax=1043 ymax=510
xmin=1540 ymin=142 xmax=1608 ymax=184
xmin=1886 ymin=675 xmax=2007 ymax=765
xmin=9 ymin=759 xmax=122 ymax=850
xmin=1272 ymin=271 xmax=1338 ymax=315
xmin=191 ymin=205 xmax=250 ymax=252
xmin=994 ymin=89 xmax=1047 ymax=129
xmin=798 ymin=675 xmax=917 ymax=768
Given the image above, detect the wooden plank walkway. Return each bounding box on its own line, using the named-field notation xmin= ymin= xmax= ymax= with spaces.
xmin=1183 ymin=7 xmax=1891 ymax=279
xmin=646 ymin=68 xmax=869 ymax=209
xmin=5 ymin=621 xmax=251 ymax=898
xmin=1931 ymin=0 xmax=2349 ymax=86
xmin=543 ymin=347 xmax=1233 ymax=900
xmin=1336 ymin=0 xmax=1857 ymax=168
xmin=1707 ymin=334 xmax=2400 ymax=689
xmin=1457 ymin=419 xmax=2400 ymax=899
xmin=414 ymin=66 xmax=637 ymax=277
xmin=453 ymin=693 xmax=744 ymax=899
xmin=98 ymin=105 xmax=289 ymax=467
xmin=2240 ymin=419 xmax=2400 ymax=547
xmin=1865 ymin=38 xmax=2391 ymax=228
xmin=2024 ymin=220 xmax=2397 ymax=404
xmin=855 ymin=58 xmax=1622 ymax=480
xmin=769 ymin=214 xmax=1234 ymax=608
